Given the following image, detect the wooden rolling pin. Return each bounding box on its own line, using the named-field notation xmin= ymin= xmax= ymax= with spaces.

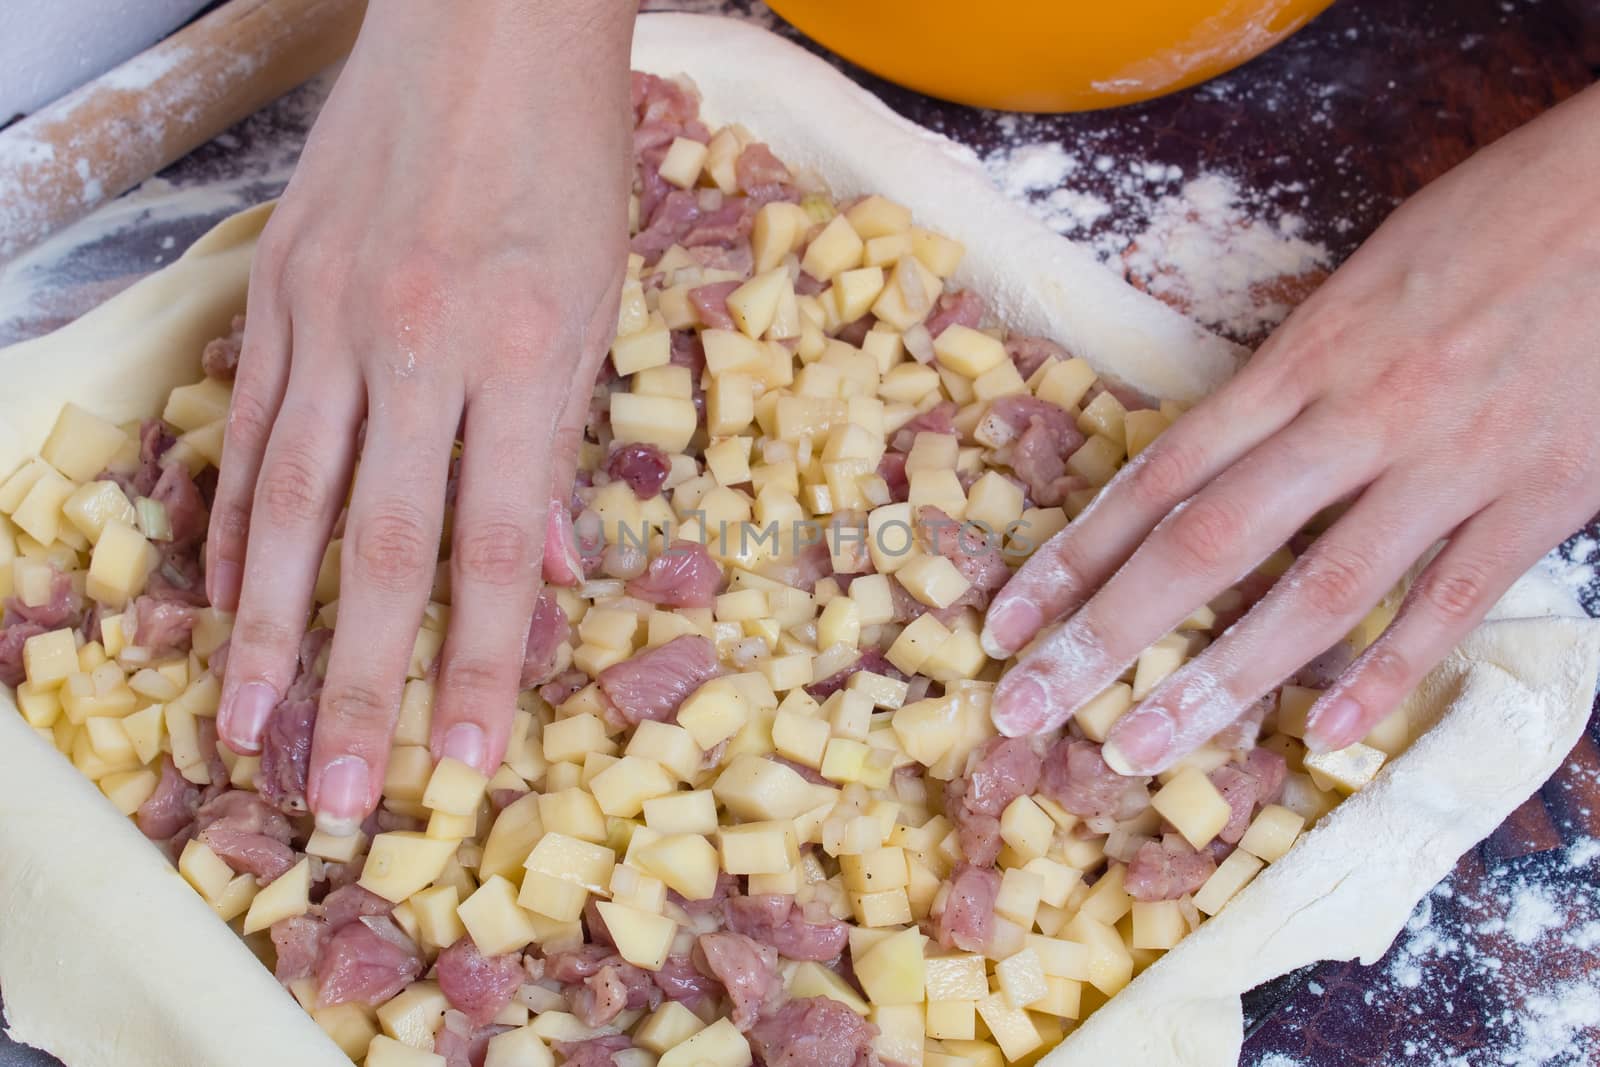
xmin=0 ymin=0 xmax=367 ymax=264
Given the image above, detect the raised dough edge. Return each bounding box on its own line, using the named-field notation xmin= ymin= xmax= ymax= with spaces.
xmin=0 ymin=14 xmax=1595 ymax=1067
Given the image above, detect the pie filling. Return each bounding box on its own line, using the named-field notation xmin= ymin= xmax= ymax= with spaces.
xmin=0 ymin=71 xmax=1408 ymax=1067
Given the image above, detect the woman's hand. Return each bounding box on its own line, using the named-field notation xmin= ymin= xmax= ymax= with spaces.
xmin=983 ymin=82 xmax=1600 ymax=775
xmin=211 ymin=0 xmax=637 ymax=833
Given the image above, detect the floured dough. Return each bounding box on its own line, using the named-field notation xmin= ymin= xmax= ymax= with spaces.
xmin=0 ymin=14 xmax=1595 ymax=1067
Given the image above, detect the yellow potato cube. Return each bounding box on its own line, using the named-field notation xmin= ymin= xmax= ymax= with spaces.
xmin=1077 ymin=389 xmax=1128 ymax=442
xmin=851 ymin=888 xmax=913 ymax=928
xmin=22 ymin=628 xmax=78 ymax=689
xmin=456 ymin=874 xmax=539 ymax=954
xmin=98 ymin=767 xmax=158 ymax=815
xmin=543 ymin=712 xmax=618 ymax=764
xmin=611 ymin=393 xmax=697 ymax=453
xmin=482 ymin=1026 xmax=553 ymax=1067
xmin=595 ymin=900 xmax=677 ymax=970
xmin=1124 ymin=408 xmax=1170 ymax=457
xmin=360 ymin=832 xmax=459 ymax=903
xmin=1193 ymin=848 xmax=1265 ymax=916
xmin=894 ymin=553 xmax=970 ymax=610
xmin=995 ymin=947 xmax=1049 ymax=1010
xmin=163 ymin=377 xmax=231 ymax=433
xmin=611 ymin=313 xmax=672 ymax=376
xmin=854 ymin=926 xmax=926 ymax=1005
xmin=923 ymin=953 xmax=987 ymax=1000
xmin=1130 ymin=899 xmax=1188 ymax=951
xmin=1063 ymin=433 xmax=1123 ymax=488
xmin=718 ymin=822 xmax=799 ymax=876
xmin=637 ymin=832 xmax=721 ymax=900
xmin=925 ymin=999 xmax=975 ymax=1040
xmin=422 ymin=757 xmax=488 ymax=817
xmin=642 ymin=790 xmax=719 ymax=836
xmin=635 ymin=1002 xmax=708 ymax=1054
xmin=998 ymin=795 xmax=1054 ymax=863
xmin=525 ymin=832 xmax=615 ymax=893
xmin=1034 ymin=357 xmax=1097 ymax=411
xmin=657 ymin=1017 xmax=751 ymax=1067
xmin=9 ymin=468 xmax=73 ymax=545
xmin=801 ymin=214 xmax=864 ymax=281
xmin=871 ymin=254 xmax=944 ymax=331
xmin=1029 ymin=935 xmax=1091 ymax=981
xmin=15 ymin=680 xmax=62 ymax=729
xmin=974 ymin=992 xmax=1042 ymax=1061
xmin=844 ymin=195 xmax=913 ymax=239
xmin=885 ymin=613 xmax=951 ymax=676
xmin=1238 ymin=804 xmax=1306 ymax=862
xmin=908 ymin=227 xmax=964 ymax=277
xmin=209 ymin=873 xmax=259 ymax=924
xmin=659 ymin=136 xmax=709 ymax=188
xmin=85 ymin=519 xmax=157 ymax=608
xmin=42 ymin=404 xmax=128 ymax=481
xmin=1074 ymin=683 xmax=1133 ymax=743
xmin=1132 ymin=632 xmax=1188 ymax=700
xmin=1304 ymin=742 xmax=1387 ymax=795
xmin=588 ymin=756 xmax=676 ymax=819
xmin=376 ymin=981 xmax=448 ymax=1048
xmin=1062 ymin=914 xmax=1134 ymax=996
xmin=995 ymin=866 xmax=1044 ymax=928
xmin=62 ymin=480 xmax=136 ymax=545
xmin=178 ymin=838 xmax=234 ymax=902
xmin=1150 ymin=767 xmax=1233 ymax=850
xmin=1363 ymin=706 xmax=1411 ymax=757
xmin=243 ymin=858 xmax=312 ymax=934
xmin=1078 ymin=863 xmax=1133 ymax=926
xmin=517 ymin=871 xmax=589 ymax=922
xmin=366 ymin=1036 xmax=445 ymax=1067
xmin=538 ymin=789 xmax=608 ymax=844
xmin=772 ymin=707 xmax=831 ymax=768
xmin=677 ymin=677 xmax=753 ymax=750
xmin=1033 ymin=975 xmax=1083 ymax=1019
xmin=712 ymin=754 xmax=822 ymax=821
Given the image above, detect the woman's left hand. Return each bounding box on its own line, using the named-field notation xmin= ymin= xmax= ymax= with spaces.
xmin=981 ymin=82 xmax=1600 ymax=775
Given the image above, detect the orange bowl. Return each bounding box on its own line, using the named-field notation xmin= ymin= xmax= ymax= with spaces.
xmin=765 ymin=0 xmax=1337 ymax=112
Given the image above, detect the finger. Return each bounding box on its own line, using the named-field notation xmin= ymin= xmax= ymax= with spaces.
xmin=216 ymin=352 xmax=363 ymax=754
xmin=427 ymin=384 xmax=563 ymax=775
xmin=542 ymin=503 xmax=584 ymax=587
xmin=1303 ymin=500 xmax=1536 ymax=752
xmin=206 ymin=303 xmax=292 ymax=612
xmin=991 ymin=411 xmax=1382 ymax=739
xmin=1104 ymin=472 xmax=1474 ymax=774
xmin=982 ymin=349 xmax=1309 ymax=660
xmin=308 ymin=377 xmax=460 ymax=834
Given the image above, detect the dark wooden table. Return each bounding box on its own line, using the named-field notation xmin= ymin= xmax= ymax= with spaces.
xmin=2 ymin=0 xmax=1597 ymax=1064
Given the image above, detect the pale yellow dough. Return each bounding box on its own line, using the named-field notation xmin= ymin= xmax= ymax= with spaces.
xmin=1 ymin=14 xmax=1597 ymax=1067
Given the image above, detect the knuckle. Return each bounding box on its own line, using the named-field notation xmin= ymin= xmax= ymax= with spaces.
xmin=1163 ymin=495 xmax=1248 ymax=573
xmin=352 ymin=503 xmax=435 ymax=593
xmin=258 ymin=442 xmax=333 ymax=527
xmin=439 ymin=655 xmax=516 ymax=705
xmin=209 ymin=500 xmax=252 ymax=553
xmin=1296 ymin=543 xmax=1375 ymax=619
xmin=1045 ymin=533 xmax=1093 ymax=602
xmin=1359 ymin=644 xmax=1411 ymax=690
xmin=226 ymin=385 xmax=277 ymax=450
xmin=547 ymin=421 xmax=587 ymax=478
xmin=1126 ymin=440 xmax=1203 ymax=513
xmin=231 ymin=615 xmax=301 ymax=661
xmin=1419 ymin=559 xmax=1494 ymax=624
xmin=455 ymin=516 xmax=534 ymax=585
xmin=320 ymin=680 xmax=396 ymax=734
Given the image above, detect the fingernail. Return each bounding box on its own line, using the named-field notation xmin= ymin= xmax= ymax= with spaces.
xmin=992 ymin=674 xmax=1051 ymax=737
xmin=220 ymin=681 xmax=277 ymax=753
xmin=211 ymin=560 xmax=242 ymax=611
xmin=313 ymin=756 xmax=371 ymax=830
xmin=441 ymin=723 xmax=487 ymax=772
xmin=1307 ymin=695 xmax=1364 ymax=753
xmin=1104 ymin=708 xmax=1174 ymax=775
xmin=982 ymin=598 xmax=1042 ymax=660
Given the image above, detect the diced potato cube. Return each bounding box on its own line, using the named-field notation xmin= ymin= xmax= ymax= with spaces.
xmin=712 ymin=754 xmax=822 ymax=820
xmin=589 ymin=755 xmax=676 ymax=818
xmin=1193 ymin=848 xmax=1264 ymax=916
xmin=360 ymin=832 xmax=459 ymax=903
xmin=422 ymin=757 xmax=488 ymax=816
xmin=1130 ymin=899 xmax=1187 ymax=951
xmin=62 ymin=480 xmax=136 ymax=544
xmin=85 ymin=519 xmax=156 ymax=608
xmin=659 ymin=136 xmax=709 ymax=188
xmin=1238 ymin=804 xmax=1306 ymax=862
xmin=178 ymin=838 xmax=234 ymax=902
xmin=1077 ymin=863 xmax=1133 ymax=925
xmin=871 ymin=254 xmax=944 ymax=331
xmin=543 ymin=713 xmax=617 ymax=763
xmin=1034 ymin=358 xmax=1097 ymax=411
xmin=243 ymin=858 xmax=311 ymax=934
xmin=995 ymin=947 xmax=1049 ymax=1010
xmin=975 ymin=992 xmax=1043 ymax=1062
xmin=844 ymin=195 xmax=913 ymax=239
xmin=1304 ymin=742 xmax=1386 ymax=794
xmin=11 ymin=469 xmax=74 ymax=545
xmin=885 ymin=613 xmax=951 ymax=676
xmin=1029 ymin=935 xmax=1091 ymax=982
xmin=642 ymin=790 xmax=719 ymax=836
xmin=1033 ymin=975 xmax=1083 ymax=1019
xmin=635 ymin=1001 xmax=708 ymax=1054
xmin=908 ymin=227 xmax=964 ymax=277
xmin=525 ymin=832 xmax=615 ymax=893
xmin=1132 ymin=632 xmax=1188 ymax=700
xmin=366 ymin=1035 xmax=446 ymax=1067
xmin=163 ymin=378 xmax=231 ymax=433
xmin=1064 ymin=433 xmax=1123 ymax=488
xmin=718 ymin=822 xmax=799 ymax=875
xmin=1062 ymin=914 xmax=1134 ymax=996
xmin=482 ymin=1025 xmax=554 ymax=1067
xmin=595 ymin=900 xmax=677 ymax=970
xmin=458 ymin=874 xmax=541 ymax=955
xmin=677 ymin=677 xmax=753 ymax=750
xmin=611 ymin=393 xmax=697 ymax=453
xmin=637 ymin=832 xmax=721 ymax=899
xmin=853 ymin=927 xmax=926 ymax=1005
xmin=998 ymin=795 xmax=1054 ymax=863
xmin=22 ymin=628 xmax=78 ymax=689
xmin=894 ymin=554 xmax=970 ymax=610
xmin=851 ymin=887 xmax=913 ymax=928
xmin=994 ymin=866 xmax=1044 ymax=928
xmin=1145 ymin=766 xmax=1233 ymax=850
xmin=801 ymin=215 xmax=864 ymax=281
xmin=42 ymin=404 xmax=128 ymax=481
xmin=925 ymin=998 xmax=975 ymax=1040
xmin=612 ymin=312 xmax=672 ymax=376
xmin=98 ymin=767 xmax=158 ymax=815
xmin=1074 ymin=682 xmax=1133 ymax=743
xmin=657 ymin=1018 xmax=751 ymax=1067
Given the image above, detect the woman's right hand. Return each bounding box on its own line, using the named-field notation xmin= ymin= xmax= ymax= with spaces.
xmin=211 ymin=0 xmax=638 ymax=834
